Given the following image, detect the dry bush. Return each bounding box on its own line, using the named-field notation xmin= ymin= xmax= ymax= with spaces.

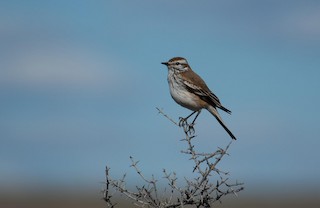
xmin=102 ymin=108 xmax=244 ymax=208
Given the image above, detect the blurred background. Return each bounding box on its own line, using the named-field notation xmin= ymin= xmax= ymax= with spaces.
xmin=1 ymin=0 xmax=320 ymax=207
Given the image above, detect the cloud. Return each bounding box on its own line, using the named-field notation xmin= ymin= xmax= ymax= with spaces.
xmin=279 ymin=6 xmax=320 ymax=40
xmin=0 ymin=43 xmax=125 ymax=91
xmin=201 ymin=1 xmax=320 ymax=43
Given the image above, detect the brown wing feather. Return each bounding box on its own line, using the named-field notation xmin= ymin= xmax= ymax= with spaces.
xmin=182 ymin=69 xmax=231 ymax=114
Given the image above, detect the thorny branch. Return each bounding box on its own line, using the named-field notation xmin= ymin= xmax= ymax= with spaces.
xmin=102 ymin=108 xmax=244 ymax=207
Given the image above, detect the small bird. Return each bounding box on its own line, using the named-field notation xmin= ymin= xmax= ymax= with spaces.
xmin=161 ymin=57 xmax=236 ymax=140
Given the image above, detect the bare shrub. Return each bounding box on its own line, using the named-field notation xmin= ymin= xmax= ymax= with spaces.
xmin=102 ymin=108 xmax=244 ymax=208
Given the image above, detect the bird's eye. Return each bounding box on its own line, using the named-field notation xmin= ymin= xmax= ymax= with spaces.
xmin=176 ymin=62 xmax=180 ymax=65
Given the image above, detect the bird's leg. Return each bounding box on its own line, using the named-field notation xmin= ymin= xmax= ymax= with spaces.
xmin=179 ymin=110 xmax=202 ymax=134
xmin=191 ymin=110 xmax=201 ymax=126
xmin=188 ymin=110 xmax=201 ymax=134
xmin=179 ymin=111 xmax=197 ymax=127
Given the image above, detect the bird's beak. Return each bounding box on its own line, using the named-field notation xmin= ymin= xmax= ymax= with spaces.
xmin=161 ymin=62 xmax=169 ymax=66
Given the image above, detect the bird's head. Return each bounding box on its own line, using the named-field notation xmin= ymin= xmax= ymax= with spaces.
xmin=161 ymin=57 xmax=189 ymax=72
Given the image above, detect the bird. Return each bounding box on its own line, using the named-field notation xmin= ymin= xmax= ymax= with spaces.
xmin=161 ymin=57 xmax=236 ymax=140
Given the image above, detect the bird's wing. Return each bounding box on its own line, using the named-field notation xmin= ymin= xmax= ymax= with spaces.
xmin=183 ymin=79 xmax=221 ymax=106
xmin=183 ymin=77 xmax=231 ymax=113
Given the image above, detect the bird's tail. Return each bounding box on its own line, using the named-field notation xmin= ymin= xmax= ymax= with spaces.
xmin=206 ymin=105 xmax=236 ymax=140
xmin=218 ymin=105 xmax=232 ymax=114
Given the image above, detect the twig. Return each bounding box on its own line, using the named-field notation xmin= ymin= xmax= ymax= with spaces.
xmin=103 ymin=108 xmax=244 ymax=207
xmin=156 ymin=107 xmax=179 ymax=126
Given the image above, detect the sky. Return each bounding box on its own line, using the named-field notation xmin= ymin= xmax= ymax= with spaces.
xmin=1 ymin=0 xmax=320 ymax=198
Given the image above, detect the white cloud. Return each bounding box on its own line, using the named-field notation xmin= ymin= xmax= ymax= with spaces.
xmin=0 ymin=43 xmax=125 ymax=91
xmin=280 ymin=7 xmax=320 ymax=40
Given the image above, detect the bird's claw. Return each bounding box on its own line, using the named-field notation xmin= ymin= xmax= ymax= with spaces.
xmin=179 ymin=117 xmax=196 ymax=135
xmin=178 ymin=117 xmax=188 ymax=127
xmin=187 ymin=123 xmax=195 ymax=135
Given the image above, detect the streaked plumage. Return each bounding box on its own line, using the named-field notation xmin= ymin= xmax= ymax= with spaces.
xmin=162 ymin=57 xmax=236 ymax=140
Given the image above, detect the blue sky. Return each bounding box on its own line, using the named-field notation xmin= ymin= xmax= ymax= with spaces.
xmin=1 ymin=0 xmax=320 ymax=196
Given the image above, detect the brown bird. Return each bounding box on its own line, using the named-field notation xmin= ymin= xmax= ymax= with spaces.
xmin=162 ymin=57 xmax=236 ymax=140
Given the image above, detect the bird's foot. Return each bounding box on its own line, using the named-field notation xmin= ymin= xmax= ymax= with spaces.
xmin=179 ymin=117 xmax=196 ymax=135
xmin=178 ymin=117 xmax=188 ymax=127
xmin=187 ymin=123 xmax=195 ymax=135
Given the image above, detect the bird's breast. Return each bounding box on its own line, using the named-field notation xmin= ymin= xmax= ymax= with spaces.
xmin=167 ymin=73 xmax=205 ymax=111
